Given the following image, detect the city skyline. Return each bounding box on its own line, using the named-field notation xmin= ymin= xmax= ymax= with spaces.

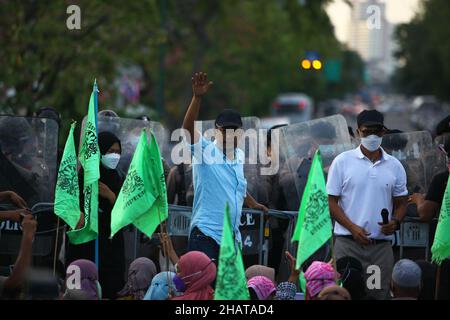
xmin=326 ymin=0 xmax=421 ymax=44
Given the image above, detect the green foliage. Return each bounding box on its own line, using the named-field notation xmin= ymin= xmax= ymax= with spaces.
xmin=0 ymin=0 xmax=363 ymax=132
xmin=393 ymin=0 xmax=450 ymax=101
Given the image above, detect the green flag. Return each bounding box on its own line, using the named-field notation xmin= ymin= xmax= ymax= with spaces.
xmin=214 ymin=203 xmax=250 ymax=300
xmin=431 ymin=174 xmax=450 ymax=264
xmin=111 ymin=129 xmax=168 ymax=238
xmin=291 ymin=150 xmax=333 ymax=271
xmin=67 ymin=84 xmax=100 ymax=244
xmin=54 ymin=122 xmax=80 ymax=229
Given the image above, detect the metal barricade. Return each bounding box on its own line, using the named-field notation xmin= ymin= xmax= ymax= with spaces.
xmin=164 ymin=205 xmax=297 ymax=266
xmin=398 ymin=216 xmax=432 ymax=260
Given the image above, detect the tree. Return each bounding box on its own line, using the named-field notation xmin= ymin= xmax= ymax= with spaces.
xmin=393 ymin=0 xmax=450 ymax=101
xmin=0 ymin=0 xmax=362 ymax=135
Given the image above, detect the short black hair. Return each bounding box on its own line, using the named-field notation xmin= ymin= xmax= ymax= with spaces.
xmin=415 ymin=260 xmax=436 ymax=300
xmin=336 ymin=256 xmax=366 ymax=300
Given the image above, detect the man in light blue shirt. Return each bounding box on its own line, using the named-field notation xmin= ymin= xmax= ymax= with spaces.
xmin=182 ymin=72 xmax=268 ymax=262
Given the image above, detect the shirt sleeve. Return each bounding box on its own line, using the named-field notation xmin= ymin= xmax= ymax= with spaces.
xmin=393 ymin=161 xmax=408 ymax=197
xmin=326 ymin=156 xmax=343 ymax=196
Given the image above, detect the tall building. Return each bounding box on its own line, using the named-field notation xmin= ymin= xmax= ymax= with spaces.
xmin=348 ymin=0 xmax=394 ymax=83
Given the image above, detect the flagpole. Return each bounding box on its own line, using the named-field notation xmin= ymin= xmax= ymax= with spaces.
xmin=150 ymin=128 xmax=172 ymax=295
xmin=53 ymin=217 xmax=60 ymax=276
xmin=435 ymin=265 xmax=441 ymax=300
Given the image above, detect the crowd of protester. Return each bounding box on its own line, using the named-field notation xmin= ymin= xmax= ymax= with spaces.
xmin=0 ymin=223 xmax=435 ymax=300
xmin=0 ymin=72 xmax=449 ymax=300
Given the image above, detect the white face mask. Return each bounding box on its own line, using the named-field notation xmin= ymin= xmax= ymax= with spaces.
xmin=101 ymin=153 xmax=121 ymax=169
xmin=361 ymin=135 xmax=382 ymax=152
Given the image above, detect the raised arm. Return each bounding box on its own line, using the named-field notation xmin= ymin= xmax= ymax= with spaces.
xmin=2 ymin=215 xmax=37 ymax=296
xmin=182 ymin=72 xmax=213 ymax=144
xmin=409 ymin=193 xmax=440 ymax=222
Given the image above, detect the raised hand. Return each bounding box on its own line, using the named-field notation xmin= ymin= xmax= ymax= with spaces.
xmin=192 ymin=72 xmax=213 ymax=97
xmin=8 ymin=191 xmax=28 ymax=209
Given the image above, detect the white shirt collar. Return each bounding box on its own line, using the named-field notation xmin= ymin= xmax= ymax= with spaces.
xmin=355 ymin=145 xmax=388 ymax=162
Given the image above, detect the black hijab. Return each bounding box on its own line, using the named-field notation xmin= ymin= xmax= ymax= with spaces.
xmin=98 ymin=131 xmax=123 ymax=195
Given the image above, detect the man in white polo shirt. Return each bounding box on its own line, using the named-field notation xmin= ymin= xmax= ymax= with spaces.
xmin=327 ymin=110 xmax=408 ymax=300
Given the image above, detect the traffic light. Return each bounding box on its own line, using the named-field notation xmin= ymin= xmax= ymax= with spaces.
xmin=300 ymin=52 xmax=322 ymax=71
xmin=312 ymin=59 xmax=322 ymax=70
xmin=301 ymin=59 xmax=311 ymax=70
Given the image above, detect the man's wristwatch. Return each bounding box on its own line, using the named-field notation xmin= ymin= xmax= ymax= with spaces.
xmin=391 ymin=217 xmax=401 ymax=230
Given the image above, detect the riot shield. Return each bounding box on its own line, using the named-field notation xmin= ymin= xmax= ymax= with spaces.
xmin=0 ymin=115 xmax=59 ymax=262
xmin=277 ymin=115 xmax=352 ymax=211
xmin=81 ymin=116 xmax=170 ymax=178
xmin=194 ymin=116 xmax=262 ymax=202
xmin=0 ymin=115 xmax=58 ymax=207
xmin=382 ymin=131 xmax=446 ymax=255
xmin=381 ymin=130 xmax=446 ymax=195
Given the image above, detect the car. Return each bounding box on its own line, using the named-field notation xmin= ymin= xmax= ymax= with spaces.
xmin=272 ymin=93 xmax=313 ymax=123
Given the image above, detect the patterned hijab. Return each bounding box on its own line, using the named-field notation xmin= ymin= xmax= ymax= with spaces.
xmin=304 ymin=261 xmax=340 ymax=299
xmin=247 ymin=276 xmax=276 ymax=300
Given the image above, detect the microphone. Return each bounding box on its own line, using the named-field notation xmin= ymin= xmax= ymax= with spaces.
xmin=381 ymin=208 xmax=389 ymax=225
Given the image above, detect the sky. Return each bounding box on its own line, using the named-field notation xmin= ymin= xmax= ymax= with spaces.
xmin=326 ymin=0 xmax=422 ymax=44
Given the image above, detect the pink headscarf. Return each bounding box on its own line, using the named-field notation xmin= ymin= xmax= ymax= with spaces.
xmin=247 ymin=276 xmax=276 ymax=300
xmin=304 ymin=261 xmax=340 ymax=299
xmin=171 ymin=251 xmax=216 ymax=300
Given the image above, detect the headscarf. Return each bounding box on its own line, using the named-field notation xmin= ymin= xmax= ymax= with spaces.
xmin=98 ymin=131 xmax=123 ymax=191
xmin=275 ymin=282 xmax=297 ymax=300
xmin=98 ymin=131 xmax=122 ymax=156
xmin=171 ymin=251 xmax=216 ymax=300
xmin=318 ymin=285 xmax=351 ymax=300
xmin=118 ymin=257 xmax=157 ymax=300
xmin=245 ymin=265 xmax=276 ymax=284
xmin=304 ymin=261 xmax=340 ymax=299
xmin=144 ymin=272 xmax=180 ymax=300
xmin=247 ymin=276 xmax=276 ymax=300
xmin=66 ymin=259 xmax=100 ymax=300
